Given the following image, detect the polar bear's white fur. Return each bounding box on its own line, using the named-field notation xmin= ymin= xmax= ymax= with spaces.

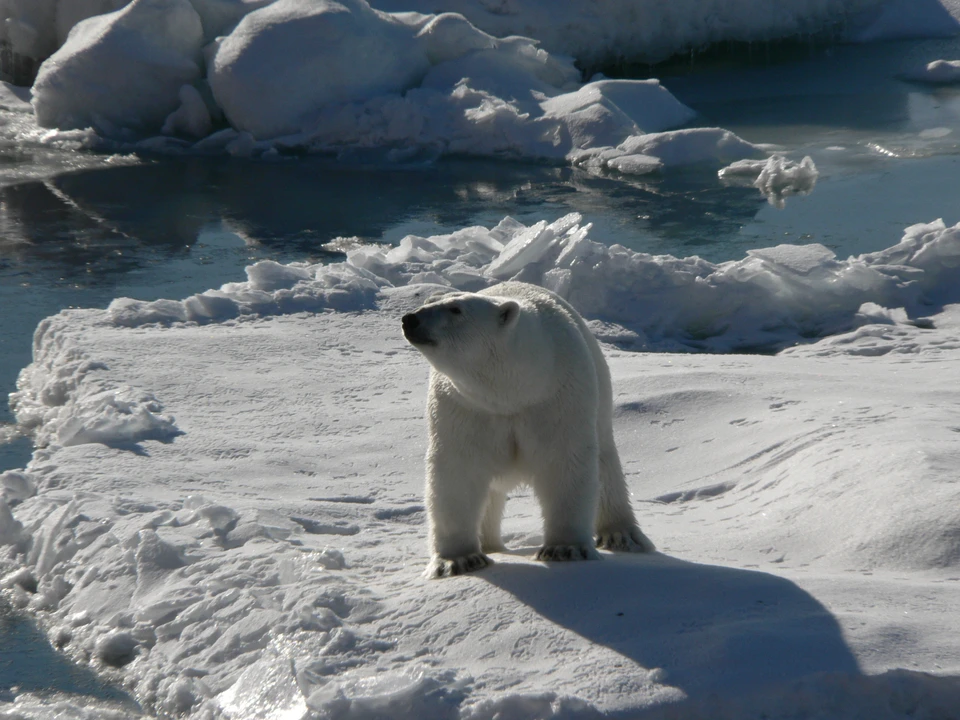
xmin=402 ymin=281 xmax=654 ymax=578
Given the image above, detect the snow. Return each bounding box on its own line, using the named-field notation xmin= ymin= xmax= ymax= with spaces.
xmin=207 ymin=0 xmax=430 ymax=139
xmin=5 ymin=1 xmax=960 ymax=717
xmin=720 ymin=155 xmax=819 ymax=208
xmin=31 ymin=0 xmax=204 ymax=134
xmin=901 ymin=58 xmax=960 ymax=84
xmin=9 ymin=0 xmax=956 ymax=167
xmin=372 ymin=0 xmax=950 ymax=67
xmin=2 ymin=215 xmax=960 ymax=718
xmin=83 ymin=214 xmax=960 ymax=354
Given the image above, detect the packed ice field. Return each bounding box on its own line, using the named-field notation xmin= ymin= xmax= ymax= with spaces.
xmin=3 ymin=0 xmax=960 ymax=718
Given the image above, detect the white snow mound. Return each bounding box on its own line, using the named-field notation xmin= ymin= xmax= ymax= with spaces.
xmin=208 ymin=0 xmax=430 ymax=139
xmin=103 ymin=214 xmax=960 ymax=353
xmin=31 ymin=0 xmax=204 ymax=134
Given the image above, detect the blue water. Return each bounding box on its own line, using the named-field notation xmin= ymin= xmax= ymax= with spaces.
xmin=1 ymin=33 xmax=960 ymax=711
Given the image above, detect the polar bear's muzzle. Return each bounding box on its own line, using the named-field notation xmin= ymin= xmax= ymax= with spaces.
xmin=402 ymin=312 xmax=435 ymax=347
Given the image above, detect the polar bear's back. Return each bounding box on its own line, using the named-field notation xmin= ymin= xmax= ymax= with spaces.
xmin=478 ymin=281 xmax=593 ymax=348
xmin=479 ymin=281 xmax=615 ymax=427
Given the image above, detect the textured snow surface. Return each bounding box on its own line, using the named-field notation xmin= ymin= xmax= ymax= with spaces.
xmin=3 ymin=284 xmax=960 ymax=718
xmin=97 ymin=214 xmax=960 ymax=353
xmin=9 ymin=0 xmax=957 ymax=165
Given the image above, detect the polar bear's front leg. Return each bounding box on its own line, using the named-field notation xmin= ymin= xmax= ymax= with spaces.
xmin=532 ymin=450 xmax=601 ymax=562
xmin=424 ymin=444 xmax=496 ymax=579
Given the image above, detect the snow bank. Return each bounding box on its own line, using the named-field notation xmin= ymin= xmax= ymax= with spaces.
xmin=207 ymin=0 xmax=430 ymax=139
xmin=12 ymin=0 xmax=960 ymax=158
xmin=31 ymin=0 xmax=204 ymax=134
xmin=26 ymin=0 xmax=727 ymax=167
xmin=103 ymin=214 xmax=960 ymax=353
xmin=372 ymin=0 xmax=933 ymax=67
xmin=10 ymin=313 xmax=181 ymax=450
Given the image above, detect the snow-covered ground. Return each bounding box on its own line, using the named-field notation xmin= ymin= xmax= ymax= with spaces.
xmin=3 ymin=216 xmax=960 ymax=719
xmin=2 ymin=0 xmax=960 ymax=718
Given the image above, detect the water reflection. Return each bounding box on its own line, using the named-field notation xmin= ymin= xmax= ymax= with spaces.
xmin=0 ymin=156 xmax=765 ymax=284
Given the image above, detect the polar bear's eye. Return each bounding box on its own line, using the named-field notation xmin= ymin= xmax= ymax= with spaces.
xmin=448 ymin=306 xmax=462 ymax=315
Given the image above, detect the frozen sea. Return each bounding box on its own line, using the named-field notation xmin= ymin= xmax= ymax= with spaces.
xmin=2 ymin=13 xmax=960 ymax=718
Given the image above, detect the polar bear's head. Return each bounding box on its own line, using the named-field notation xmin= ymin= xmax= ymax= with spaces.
xmin=402 ymin=291 xmax=521 ymax=383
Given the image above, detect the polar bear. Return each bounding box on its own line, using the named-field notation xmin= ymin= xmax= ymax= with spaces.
xmin=402 ymin=281 xmax=654 ymax=578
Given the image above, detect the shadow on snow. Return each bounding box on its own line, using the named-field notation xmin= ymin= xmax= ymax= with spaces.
xmin=484 ymin=552 xmax=859 ymax=702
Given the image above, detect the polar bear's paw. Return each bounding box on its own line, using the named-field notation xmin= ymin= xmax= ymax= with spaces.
xmin=596 ymin=527 xmax=656 ymax=553
xmin=425 ymin=552 xmax=493 ymax=578
xmin=535 ymin=544 xmax=601 ymax=562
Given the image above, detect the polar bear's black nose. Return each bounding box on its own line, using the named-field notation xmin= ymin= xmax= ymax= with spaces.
xmin=402 ymin=313 xmax=419 ymax=331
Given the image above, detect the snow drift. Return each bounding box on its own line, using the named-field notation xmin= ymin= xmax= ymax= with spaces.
xmin=101 ymin=214 xmax=960 ymax=353
xmin=31 ymin=0 xmax=204 ymax=134
xmin=16 ymin=0 xmax=960 ymax=165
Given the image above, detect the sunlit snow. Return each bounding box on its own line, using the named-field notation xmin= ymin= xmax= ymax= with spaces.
xmin=2 ymin=1 xmax=960 ymax=719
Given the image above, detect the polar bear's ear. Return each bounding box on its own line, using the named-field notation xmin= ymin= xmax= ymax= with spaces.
xmin=498 ymin=300 xmax=520 ymax=328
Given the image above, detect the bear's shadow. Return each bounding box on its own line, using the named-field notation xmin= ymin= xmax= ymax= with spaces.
xmin=482 ymin=550 xmax=860 ymax=701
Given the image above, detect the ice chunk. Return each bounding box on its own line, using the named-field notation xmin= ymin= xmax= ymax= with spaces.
xmin=56 ymin=387 xmax=182 ymax=448
xmin=304 ymin=667 xmax=462 ymax=719
xmin=720 ymin=154 xmax=819 ymax=208
xmin=541 ymin=79 xmax=696 ymax=138
xmin=1 ymin=566 xmax=36 ymax=592
xmin=901 ymin=59 xmax=960 ymax=84
xmin=108 ymin=297 xmax=188 ymax=326
xmin=0 ymin=499 xmax=24 ymax=545
xmin=94 ymin=630 xmax=139 ymax=667
xmin=717 ymin=157 xmax=770 ymax=180
xmin=218 ymin=650 xmax=308 ymax=720
xmin=1 ymin=470 xmax=36 ymax=504
xmin=32 ymin=0 xmax=204 ymax=135
xmin=486 ymin=216 xmax=567 ymax=279
xmin=754 ymin=155 xmax=818 ymax=208
xmin=605 ymin=153 xmax=661 ymax=175
xmin=208 ymin=0 xmax=430 ymax=139
xmin=747 ymin=244 xmax=837 ymax=276
xmin=161 ymin=84 xmax=214 ymax=138
xmin=247 ymin=260 xmax=314 ymax=291
xmin=617 ymin=127 xmax=763 ymax=167
xmin=415 ymin=12 xmax=497 ymax=65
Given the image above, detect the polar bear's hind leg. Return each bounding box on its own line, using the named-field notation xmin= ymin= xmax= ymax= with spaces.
xmin=595 ymin=440 xmax=656 ymax=552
